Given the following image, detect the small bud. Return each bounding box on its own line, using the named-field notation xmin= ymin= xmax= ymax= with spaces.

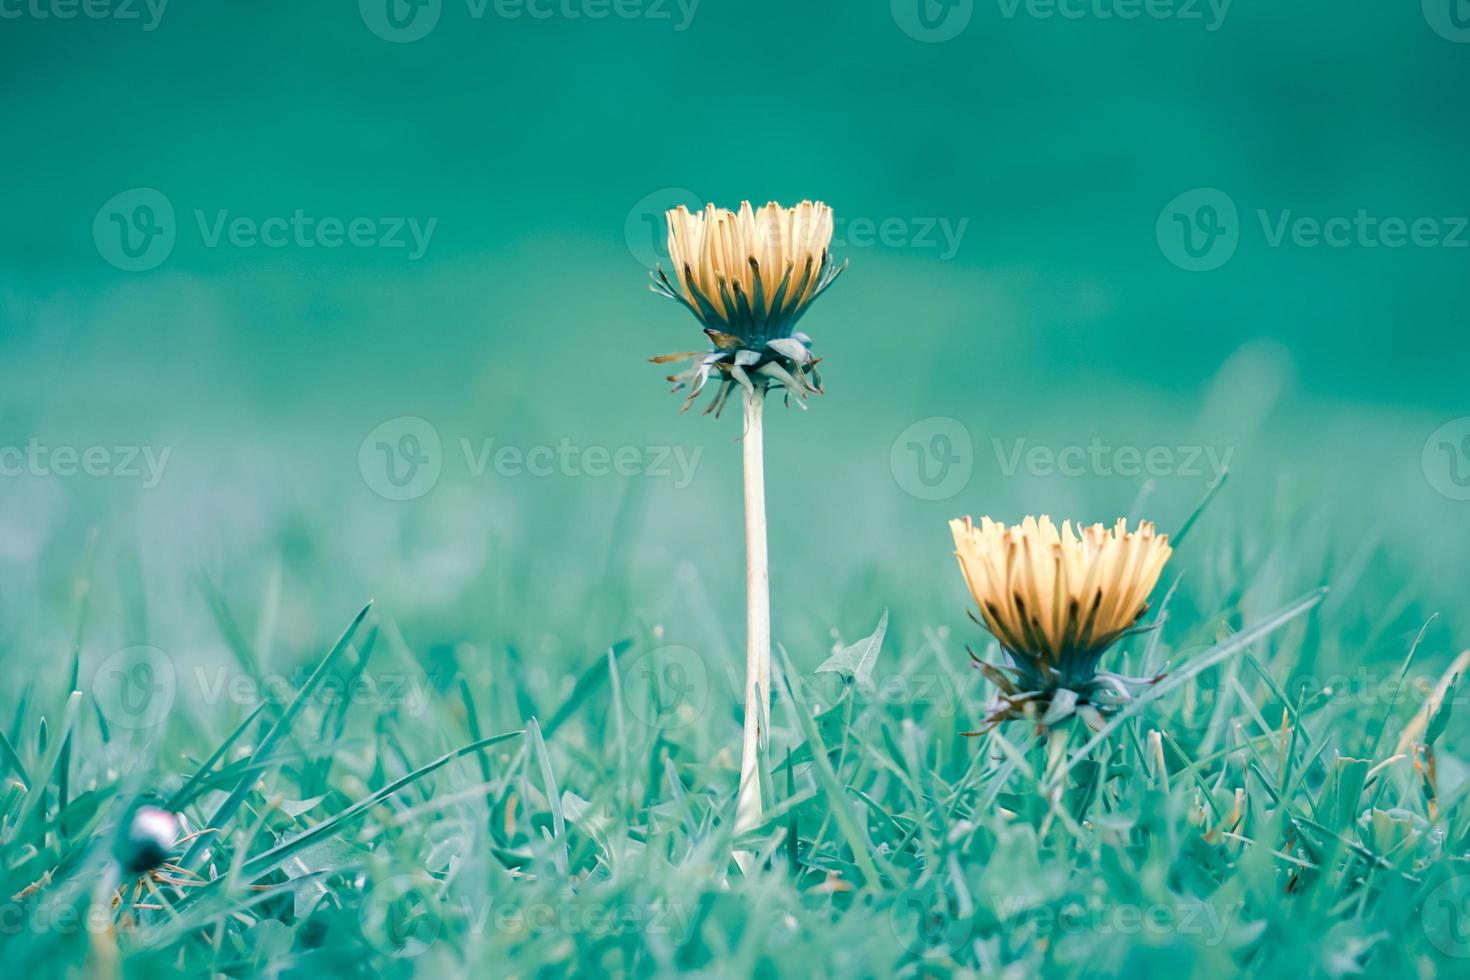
xmin=115 ymin=805 xmax=180 ymax=874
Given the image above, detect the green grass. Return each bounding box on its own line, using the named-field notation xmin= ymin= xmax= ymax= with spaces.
xmin=1 ymin=502 xmax=1467 ymax=979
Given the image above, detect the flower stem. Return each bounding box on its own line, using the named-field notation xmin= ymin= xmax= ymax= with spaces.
xmin=734 ymin=385 xmax=770 ymax=870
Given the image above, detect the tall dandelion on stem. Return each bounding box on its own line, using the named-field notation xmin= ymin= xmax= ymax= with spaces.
xmin=648 ymin=201 xmax=845 ymax=861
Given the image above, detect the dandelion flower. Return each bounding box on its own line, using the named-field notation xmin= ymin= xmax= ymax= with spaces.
xmin=646 ymin=199 xmax=845 ymax=870
xmin=650 ymin=200 xmax=845 ymax=416
xmin=950 ymin=515 xmax=1172 ymax=731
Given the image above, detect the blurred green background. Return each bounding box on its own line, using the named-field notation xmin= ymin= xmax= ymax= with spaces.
xmin=1 ymin=2 xmax=1467 ymax=681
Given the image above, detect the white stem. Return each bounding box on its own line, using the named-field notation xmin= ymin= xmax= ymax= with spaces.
xmin=734 ymin=386 xmax=770 ymax=867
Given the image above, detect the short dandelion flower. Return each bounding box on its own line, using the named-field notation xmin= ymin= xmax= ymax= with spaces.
xmin=650 ymin=200 xmax=845 ymax=416
xmin=950 ymin=515 xmax=1173 ymax=731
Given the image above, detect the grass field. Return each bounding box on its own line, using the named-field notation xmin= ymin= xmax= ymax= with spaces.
xmin=1 ymin=455 xmax=1467 ymax=977
xmin=4 ymin=5 xmax=1470 ymax=978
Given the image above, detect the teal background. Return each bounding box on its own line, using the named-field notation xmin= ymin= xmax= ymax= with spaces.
xmin=1 ymin=2 xmax=1468 ymax=672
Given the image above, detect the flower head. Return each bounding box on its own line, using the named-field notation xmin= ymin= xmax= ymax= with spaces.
xmin=950 ymin=515 xmax=1172 ymax=730
xmin=650 ymin=200 xmax=845 ymax=416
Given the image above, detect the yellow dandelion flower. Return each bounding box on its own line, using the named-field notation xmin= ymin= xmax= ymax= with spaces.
xmin=644 ymin=199 xmax=847 ymax=870
xmin=949 ymin=515 xmax=1173 ymax=730
xmin=650 ymin=200 xmax=845 ymax=416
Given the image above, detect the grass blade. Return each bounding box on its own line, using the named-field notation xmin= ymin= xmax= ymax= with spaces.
xmin=776 ymin=644 xmax=884 ymax=890
xmin=180 ymin=600 xmax=372 ymax=869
